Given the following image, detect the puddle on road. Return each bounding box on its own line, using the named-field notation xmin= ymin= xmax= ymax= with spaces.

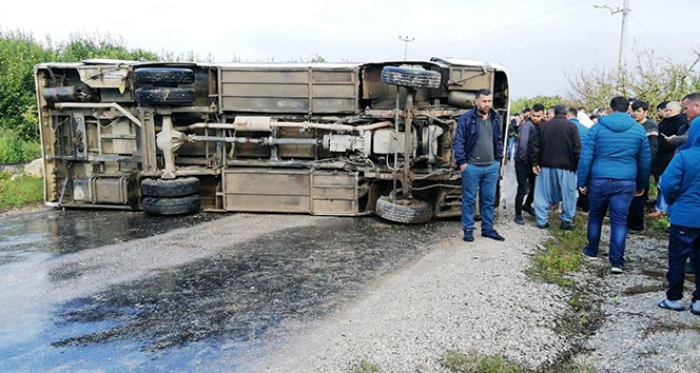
xmin=7 ymin=218 xmax=451 ymax=372
xmin=0 ymin=210 xmax=220 ymax=265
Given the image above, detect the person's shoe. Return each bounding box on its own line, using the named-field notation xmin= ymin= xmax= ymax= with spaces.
xmin=691 ymin=300 xmax=700 ymax=315
xmin=536 ymin=222 xmax=550 ymax=229
xmin=514 ymin=216 xmax=525 ymax=225
xmin=482 ymin=230 xmax=505 ymax=241
xmin=627 ymin=227 xmax=644 ymax=235
xmin=648 ymin=210 xmax=666 ymax=218
xmin=610 ymin=266 xmax=624 ymax=274
xmin=645 ymin=198 xmax=656 ymax=206
xmin=582 ymin=246 xmax=598 ymax=259
xmin=560 ymin=221 xmax=575 ymax=230
xmin=522 ymin=205 xmax=535 ymax=217
xmin=657 ymin=298 xmax=685 ymax=312
xmin=463 ymin=229 xmax=474 ymax=242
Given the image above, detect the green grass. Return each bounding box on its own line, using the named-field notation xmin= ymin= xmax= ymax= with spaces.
xmin=442 ymin=351 xmax=526 ymax=373
xmin=353 ymin=360 xmax=381 ymax=373
xmin=0 ymin=171 xmax=43 ymax=211
xmin=525 ymin=213 xmax=589 ymax=287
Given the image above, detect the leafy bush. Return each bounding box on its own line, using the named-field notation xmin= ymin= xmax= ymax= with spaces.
xmin=0 ymin=130 xmax=41 ymax=164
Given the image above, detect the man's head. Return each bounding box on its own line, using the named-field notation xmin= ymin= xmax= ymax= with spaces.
xmin=681 ymin=93 xmax=700 ymax=121
xmin=610 ymin=96 xmax=630 ymax=113
xmin=665 ymin=101 xmax=681 ymax=117
xmin=630 ymin=99 xmax=649 ymax=124
xmin=474 ymin=88 xmax=493 ymax=116
xmin=530 ymin=103 xmax=545 ymax=124
xmin=546 ymin=106 xmax=556 ymax=120
xmin=553 ymin=104 xmax=568 ymax=117
xmin=522 ymin=107 xmax=531 ymax=119
xmin=656 ymin=101 xmax=669 ymax=119
xmin=566 ymin=107 xmax=578 ymax=120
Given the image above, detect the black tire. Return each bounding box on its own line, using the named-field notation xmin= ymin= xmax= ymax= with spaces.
xmin=380 ymin=66 xmax=441 ymax=89
xmin=375 ymin=196 xmax=433 ymax=224
xmin=141 ymin=177 xmax=199 ymax=197
xmin=134 ymin=87 xmax=195 ymax=105
xmin=134 ymin=67 xmax=195 ymax=85
xmin=142 ymin=194 xmax=200 ymax=216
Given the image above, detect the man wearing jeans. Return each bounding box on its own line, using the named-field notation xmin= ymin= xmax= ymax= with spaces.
xmin=578 ymin=97 xmax=651 ymax=273
xmin=453 ymin=88 xmax=505 ymax=242
xmin=657 ymin=111 xmax=700 ymax=314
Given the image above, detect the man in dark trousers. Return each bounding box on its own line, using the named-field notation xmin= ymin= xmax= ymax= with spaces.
xmin=650 ymin=101 xmax=687 ymax=217
xmin=627 ymin=99 xmax=658 ymax=232
xmin=531 ymin=104 xmax=581 ymax=230
xmin=513 ymin=104 xmax=544 ymax=224
xmin=578 ymin=97 xmax=651 ymax=274
xmin=453 ymin=88 xmax=505 ymax=242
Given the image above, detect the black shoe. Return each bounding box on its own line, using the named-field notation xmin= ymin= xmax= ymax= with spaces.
xmin=560 ymin=221 xmax=575 ymax=230
xmin=463 ymin=229 xmax=474 ymax=242
xmin=522 ymin=205 xmax=535 ymax=217
xmin=514 ymin=216 xmax=525 ymax=225
xmin=482 ymin=230 xmax=505 ymax=241
xmin=536 ymin=222 xmax=550 ymax=229
xmin=686 ymin=262 xmax=694 ymax=274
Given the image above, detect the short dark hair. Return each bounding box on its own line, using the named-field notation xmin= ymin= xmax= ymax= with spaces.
xmin=522 ymin=107 xmax=531 ymax=113
xmin=656 ymin=101 xmax=669 ymax=110
xmin=475 ymin=88 xmax=492 ymax=98
xmin=567 ymin=107 xmax=578 ymax=117
xmin=532 ymin=103 xmax=545 ymax=112
xmin=553 ymin=104 xmax=568 ymax=116
xmin=610 ymin=96 xmax=630 ymax=113
xmin=682 ymin=92 xmax=700 ymax=103
xmin=631 ymin=99 xmax=649 ymax=111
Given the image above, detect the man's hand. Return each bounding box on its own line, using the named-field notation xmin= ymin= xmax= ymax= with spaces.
xmin=460 ymin=164 xmax=467 ymax=172
xmin=634 ymin=189 xmax=645 ymax=197
xmin=578 ymin=186 xmax=588 ymax=195
xmin=532 ymin=165 xmax=541 ymax=175
xmin=664 ymin=135 xmax=677 ymax=143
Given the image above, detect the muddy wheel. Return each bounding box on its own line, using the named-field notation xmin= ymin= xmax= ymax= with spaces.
xmin=142 ymin=194 xmax=200 ymax=216
xmin=380 ymin=66 xmax=441 ymax=89
xmin=134 ymin=67 xmax=195 ymax=85
xmin=141 ymin=177 xmax=199 ymax=197
xmin=376 ymin=196 xmax=433 ymax=224
xmin=134 ymin=87 xmax=195 ymax=105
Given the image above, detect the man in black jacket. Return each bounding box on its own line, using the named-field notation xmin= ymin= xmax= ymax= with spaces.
xmin=531 ymin=104 xmax=582 ymax=230
xmin=650 ymin=101 xmax=687 ymax=217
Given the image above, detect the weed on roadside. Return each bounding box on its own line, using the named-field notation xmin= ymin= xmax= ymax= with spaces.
xmin=642 ymin=321 xmax=700 ymax=337
xmin=441 ymin=351 xmax=526 ymax=373
xmin=526 ymin=214 xmax=588 ymax=287
xmin=0 ymin=171 xmax=43 ymax=211
xmin=353 ymin=360 xmax=381 ymax=373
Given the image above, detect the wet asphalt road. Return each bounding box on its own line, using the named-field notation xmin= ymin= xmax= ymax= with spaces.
xmin=0 ymin=208 xmax=455 ymax=372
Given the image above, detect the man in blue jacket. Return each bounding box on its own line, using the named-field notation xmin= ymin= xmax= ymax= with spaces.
xmin=657 ymin=103 xmax=700 ymax=315
xmin=453 ymin=88 xmax=505 ymax=242
xmin=578 ymin=96 xmax=651 ymax=274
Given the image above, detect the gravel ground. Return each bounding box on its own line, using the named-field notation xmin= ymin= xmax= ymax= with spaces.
xmin=256 ymin=212 xmax=700 ymax=373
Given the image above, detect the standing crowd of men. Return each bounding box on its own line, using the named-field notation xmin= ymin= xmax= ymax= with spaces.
xmin=453 ymin=89 xmax=700 ymax=316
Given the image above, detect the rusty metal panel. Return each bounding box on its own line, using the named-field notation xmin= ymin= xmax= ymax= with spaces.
xmin=221 ymin=83 xmax=309 ymax=98
xmin=225 ymin=172 xmax=309 ymax=196
xmin=311 ymin=172 xmax=358 ymax=215
xmin=219 ymin=65 xmax=359 ymax=114
xmin=448 ymin=67 xmax=492 ymax=90
xmin=226 ymin=195 xmax=310 ymax=212
xmin=222 ymin=97 xmax=309 ymax=112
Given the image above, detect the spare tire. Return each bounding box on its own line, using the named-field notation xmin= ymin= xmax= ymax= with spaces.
xmin=376 ymin=196 xmax=433 ymax=224
xmin=135 ymin=87 xmax=195 ymax=105
xmin=380 ymin=66 xmax=441 ymax=89
xmin=142 ymin=194 xmax=201 ymax=216
xmin=134 ymin=67 xmax=195 ymax=85
xmin=141 ymin=177 xmax=199 ymax=197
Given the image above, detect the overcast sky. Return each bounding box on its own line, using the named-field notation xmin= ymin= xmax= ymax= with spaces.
xmin=1 ymin=0 xmax=698 ymax=98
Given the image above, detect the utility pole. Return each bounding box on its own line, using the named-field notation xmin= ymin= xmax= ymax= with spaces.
xmin=398 ymin=36 xmax=415 ymax=61
xmin=594 ymin=0 xmax=631 ymax=73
